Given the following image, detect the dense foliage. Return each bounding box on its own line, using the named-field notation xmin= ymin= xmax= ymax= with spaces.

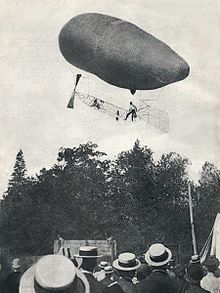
xmin=0 ymin=142 xmax=219 ymax=262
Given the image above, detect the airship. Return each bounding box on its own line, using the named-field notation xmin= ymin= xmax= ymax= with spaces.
xmin=59 ymin=13 xmax=190 ymax=94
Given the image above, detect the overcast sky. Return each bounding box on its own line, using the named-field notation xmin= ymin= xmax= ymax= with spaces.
xmin=0 ymin=0 xmax=220 ymax=196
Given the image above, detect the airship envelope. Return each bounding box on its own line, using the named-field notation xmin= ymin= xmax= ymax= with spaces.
xmin=59 ymin=13 xmax=190 ymax=92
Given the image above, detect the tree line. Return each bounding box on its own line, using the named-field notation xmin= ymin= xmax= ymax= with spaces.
xmin=0 ymin=141 xmax=219 ymax=263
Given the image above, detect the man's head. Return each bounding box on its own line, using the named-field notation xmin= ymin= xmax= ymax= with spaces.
xmin=112 ymin=252 xmax=141 ymax=279
xmin=204 ymin=256 xmax=220 ymax=273
xmin=145 ymin=243 xmax=172 ymax=269
xmin=186 ymin=262 xmax=205 ymax=284
xmin=118 ymin=269 xmax=135 ymax=279
xmin=130 ymin=101 xmax=133 ymax=105
xmin=98 ymin=261 xmax=108 ymax=270
xmin=19 ymin=255 xmax=89 ymax=293
xmin=104 ymin=266 xmax=114 ymax=279
xmin=137 ymin=263 xmax=151 ymax=281
xmin=81 ymin=258 xmax=97 ymax=272
xmin=12 ymin=258 xmax=21 ymax=272
xmin=74 ymin=246 xmax=102 ymax=273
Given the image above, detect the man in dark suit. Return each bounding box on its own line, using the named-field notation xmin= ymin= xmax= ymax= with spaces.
xmin=101 ymin=266 xmax=124 ymax=293
xmin=4 ymin=258 xmax=22 ymax=293
xmin=138 ymin=243 xmax=178 ymax=293
xmin=181 ymin=255 xmax=211 ymax=293
xmin=113 ymin=252 xmax=141 ymax=293
xmin=75 ymin=246 xmax=105 ymax=293
xmin=201 ymin=256 xmax=220 ymax=292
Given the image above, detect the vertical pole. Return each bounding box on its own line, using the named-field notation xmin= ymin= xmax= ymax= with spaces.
xmin=178 ymin=241 xmax=182 ymax=264
xmin=188 ymin=182 xmax=198 ymax=255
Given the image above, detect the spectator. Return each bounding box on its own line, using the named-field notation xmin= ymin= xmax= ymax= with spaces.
xmin=183 ymin=256 xmax=210 ymax=293
xmin=4 ymin=258 xmax=22 ymax=293
xmin=94 ymin=261 xmax=108 ymax=281
xmin=19 ymin=254 xmax=89 ymax=293
xmin=75 ymin=246 xmax=105 ymax=293
xmin=102 ymin=266 xmax=124 ymax=293
xmin=113 ymin=252 xmax=141 ymax=293
xmin=138 ymin=243 xmax=178 ymax=293
xmin=201 ymin=256 xmax=220 ymax=293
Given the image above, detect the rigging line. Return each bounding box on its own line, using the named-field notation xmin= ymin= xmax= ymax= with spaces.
xmin=137 ymin=105 xmax=150 ymax=112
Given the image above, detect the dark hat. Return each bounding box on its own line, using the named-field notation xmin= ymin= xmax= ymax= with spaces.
xmin=204 ymin=256 xmax=219 ymax=267
xmin=145 ymin=244 xmax=172 ymax=267
xmin=113 ymin=253 xmax=141 ymax=271
xmin=74 ymin=246 xmax=102 ymax=258
xmin=19 ymin=255 xmax=90 ymax=293
xmin=187 ymin=263 xmax=205 ymax=283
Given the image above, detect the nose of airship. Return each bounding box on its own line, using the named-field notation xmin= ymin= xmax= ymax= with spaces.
xmin=178 ymin=58 xmax=190 ymax=80
xmin=147 ymin=51 xmax=190 ymax=89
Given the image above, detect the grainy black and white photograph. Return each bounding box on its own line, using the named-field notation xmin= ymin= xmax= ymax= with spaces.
xmin=0 ymin=1 xmax=220 ymax=292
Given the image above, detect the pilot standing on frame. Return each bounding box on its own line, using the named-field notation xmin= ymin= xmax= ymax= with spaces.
xmin=124 ymin=102 xmax=137 ymax=121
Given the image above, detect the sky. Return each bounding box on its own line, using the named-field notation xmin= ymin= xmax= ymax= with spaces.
xmin=0 ymin=0 xmax=220 ymax=196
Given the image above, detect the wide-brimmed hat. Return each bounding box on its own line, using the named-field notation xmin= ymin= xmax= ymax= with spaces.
xmin=19 ymin=255 xmax=90 ymax=293
xmin=145 ymin=244 xmax=172 ymax=267
xmin=12 ymin=258 xmax=21 ymax=270
xmin=98 ymin=261 xmax=108 ymax=269
xmin=113 ymin=253 xmax=141 ymax=271
xmin=74 ymin=246 xmax=102 ymax=258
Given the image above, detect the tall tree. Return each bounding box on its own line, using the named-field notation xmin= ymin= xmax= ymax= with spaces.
xmin=155 ymin=152 xmax=191 ymax=261
xmin=194 ymin=162 xmax=220 ymax=252
xmin=0 ymin=150 xmax=33 ymax=253
xmin=108 ymin=140 xmax=157 ymax=253
xmin=55 ymin=142 xmax=110 ymax=240
xmin=8 ymin=149 xmax=27 ymax=191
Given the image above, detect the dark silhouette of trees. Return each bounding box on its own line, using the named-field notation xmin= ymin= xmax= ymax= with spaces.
xmin=0 ymin=142 xmax=219 ymax=260
xmin=194 ymin=162 xmax=220 ymax=253
xmin=1 ymin=149 xmax=30 ymax=253
xmin=107 ymin=140 xmax=157 ymax=253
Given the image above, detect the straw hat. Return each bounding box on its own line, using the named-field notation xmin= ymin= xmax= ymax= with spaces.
xmin=19 ymin=255 xmax=89 ymax=293
xmin=74 ymin=246 xmax=102 ymax=258
xmin=145 ymin=244 xmax=172 ymax=267
xmin=104 ymin=266 xmax=114 ymax=274
xmin=190 ymin=255 xmax=200 ymax=264
xmin=113 ymin=253 xmax=141 ymax=271
xmin=98 ymin=261 xmax=108 ymax=269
